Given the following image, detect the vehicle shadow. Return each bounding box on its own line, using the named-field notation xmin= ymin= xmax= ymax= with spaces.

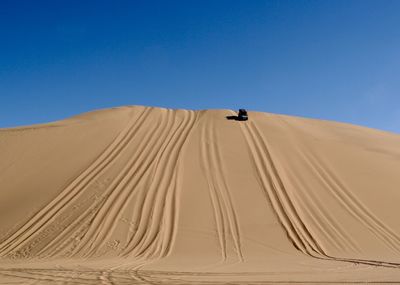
xmin=226 ymin=115 xmax=239 ymax=121
xmin=226 ymin=115 xmax=247 ymax=121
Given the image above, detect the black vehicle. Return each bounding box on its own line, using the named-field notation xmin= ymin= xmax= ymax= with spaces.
xmin=238 ymin=109 xmax=248 ymax=121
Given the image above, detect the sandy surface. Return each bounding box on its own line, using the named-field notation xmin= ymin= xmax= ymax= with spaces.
xmin=1 ymin=106 xmax=400 ymax=284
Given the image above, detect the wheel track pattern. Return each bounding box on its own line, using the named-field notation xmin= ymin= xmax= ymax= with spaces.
xmin=253 ymin=120 xmax=360 ymax=254
xmin=1 ymin=268 xmax=400 ymax=284
xmin=72 ymin=109 xmax=198 ymax=259
xmin=199 ymin=125 xmax=227 ymax=261
xmin=2 ymin=108 xmax=400 ymax=277
xmin=238 ymin=113 xmax=400 ymax=269
xmin=239 ymin=119 xmax=324 ymax=257
xmin=72 ymin=109 xmax=176 ymax=257
xmin=199 ymin=115 xmax=244 ymax=262
xmin=0 ymin=108 xmax=198 ymax=260
xmin=0 ymin=107 xmax=151 ymax=257
xmin=121 ymin=110 xmax=198 ymax=258
xmin=277 ymin=118 xmax=400 ymax=257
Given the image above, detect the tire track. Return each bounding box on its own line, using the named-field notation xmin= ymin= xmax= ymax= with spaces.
xmin=308 ymin=151 xmax=400 ymax=252
xmin=210 ymin=123 xmax=244 ymax=262
xmin=0 ymin=107 xmax=151 ymax=257
xmin=35 ymin=194 xmax=107 ymax=257
xmin=288 ymin=173 xmax=359 ymax=253
xmin=123 ymin=110 xmax=192 ymax=257
xmin=252 ymin=120 xmax=359 ymax=254
xmin=122 ymin=110 xmax=198 ymax=259
xmin=238 ymin=113 xmax=400 ymax=269
xmin=97 ymin=109 xmax=175 ymax=247
xmin=199 ymin=114 xmax=244 ymax=262
xmin=71 ymin=109 xmax=174 ymax=257
xmin=279 ymin=118 xmax=400 ymax=254
xmin=238 ymin=118 xmax=323 ymax=257
xmin=2 ymin=268 xmax=400 ymax=284
xmin=157 ymin=110 xmax=198 ymax=258
xmin=140 ymin=110 xmax=198 ymax=258
xmin=16 ymin=108 xmax=153 ymax=258
xmin=199 ymin=123 xmax=227 ymax=261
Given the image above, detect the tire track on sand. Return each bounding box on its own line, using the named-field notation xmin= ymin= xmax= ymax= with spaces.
xmin=72 ymin=109 xmax=174 ymax=257
xmin=279 ymin=118 xmax=400 ymax=254
xmin=0 ymin=107 xmax=151 ymax=257
xmin=199 ymin=120 xmax=227 ymax=261
xmin=122 ymin=110 xmax=198 ymax=259
xmin=238 ymin=113 xmax=400 ymax=268
xmin=248 ymin=122 xmax=356 ymax=254
xmin=252 ymin=121 xmax=360 ymax=254
xmin=239 ymin=118 xmax=324 ymax=257
xmin=200 ymin=114 xmax=244 ymax=262
xmin=45 ymin=109 xmax=172 ymax=258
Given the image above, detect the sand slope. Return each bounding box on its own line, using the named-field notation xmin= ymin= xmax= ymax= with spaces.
xmin=1 ymin=106 xmax=400 ymax=284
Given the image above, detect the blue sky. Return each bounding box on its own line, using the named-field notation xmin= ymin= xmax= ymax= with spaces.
xmin=1 ymin=0 xmax=399 ymax=133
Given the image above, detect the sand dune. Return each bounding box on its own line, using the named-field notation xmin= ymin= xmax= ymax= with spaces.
xmin=1 ymin=106 xmax=400 ymax=284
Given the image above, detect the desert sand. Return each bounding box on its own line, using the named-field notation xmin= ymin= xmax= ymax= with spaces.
xmin=1 ymin=106 xmax=400 ymax=284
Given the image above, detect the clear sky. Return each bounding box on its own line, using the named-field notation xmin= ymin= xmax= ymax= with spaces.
xmin=1 ymin=0 xmax=399 ymax=133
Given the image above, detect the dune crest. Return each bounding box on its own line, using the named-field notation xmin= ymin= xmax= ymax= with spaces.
xmin=1 ymin=106 xmax=400 ymax=283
